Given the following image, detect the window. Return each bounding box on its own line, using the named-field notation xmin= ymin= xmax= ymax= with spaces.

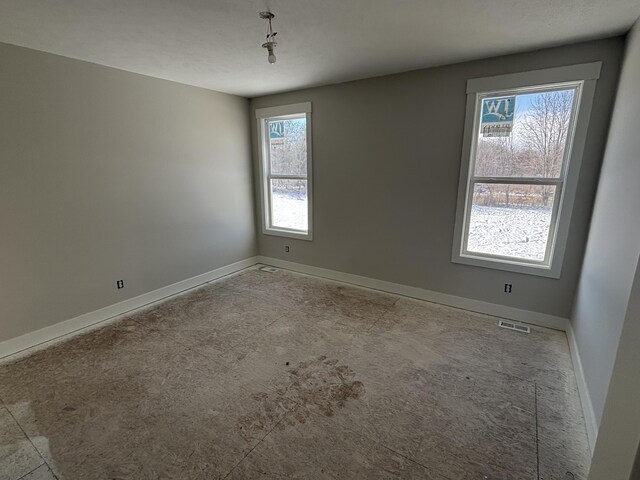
xmin=452 ymin=63 xmax=601 ymax=277
xmin=256 ymin=102 xmax=313 ymax=240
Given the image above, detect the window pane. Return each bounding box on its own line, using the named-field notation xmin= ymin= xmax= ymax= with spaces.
xmin=270 ymin=179 xmax=308 ymax=231
xmin=466 ymin=183 xmax=556 ymax=261
xmin=268 ymin=118 xmax=307 ymax=176
xmin=474 ymin=88 xmax=576 ymax=178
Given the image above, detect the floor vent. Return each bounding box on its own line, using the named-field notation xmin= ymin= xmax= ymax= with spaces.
xmin=498 ymin=320 xmax=531 ymax=334
xmin=260 ymin=266 xmax=279 ymax=273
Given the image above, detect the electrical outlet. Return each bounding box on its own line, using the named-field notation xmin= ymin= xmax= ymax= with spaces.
xmin=116 ymin=280 xmax=124 ymax=289
xmin=284 ymin=245 xmax=290 ymax=253
xmin=504 ymin=283 xmax=513 ymax=293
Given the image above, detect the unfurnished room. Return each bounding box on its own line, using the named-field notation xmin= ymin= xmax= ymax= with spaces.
xmin=1 ymin=1 xmax=640 ymax=479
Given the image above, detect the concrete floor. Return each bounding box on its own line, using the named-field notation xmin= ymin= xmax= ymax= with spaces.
xmin=0 ymin=267 xmax=590 ymax=479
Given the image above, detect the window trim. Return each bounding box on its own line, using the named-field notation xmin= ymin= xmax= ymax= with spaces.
xmin=452 ymin=62 xmax=601 ymax=278
xmin=256 ymin=102 xmax=313 ymax=241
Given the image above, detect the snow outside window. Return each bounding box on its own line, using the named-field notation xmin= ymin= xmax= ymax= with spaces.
xmin=452 ymin=64 xmax=601 ymax=278
xmin=256 ymin=103 xmax=313 ymax=241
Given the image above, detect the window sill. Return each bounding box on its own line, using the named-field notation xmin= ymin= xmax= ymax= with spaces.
xmin=263 ymin=227 xmax=313 ymax=241
xmin=451 ymin=253 xmax=561 ymax=278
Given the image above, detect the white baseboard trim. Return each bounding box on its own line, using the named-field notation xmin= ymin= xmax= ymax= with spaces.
xmin=257 ymin=256 xmax=570 ymax=331
xmin=0 ymin=256 xmax=260 ymax=362
xmin=567 ymin=324 xmax=598 ymax=453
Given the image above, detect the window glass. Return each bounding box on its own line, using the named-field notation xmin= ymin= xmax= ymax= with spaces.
xmin=461 ymin=84 xmax=580 ymax=267
xmin=473 ymin=89 xmax=575 ymax=179
xmin=467 ymin=184 xmax=556 ymax=261
xmin=268 ymin=118 xmax=307 ymax=176
xmin=270 ymin=179 xmax=308 ymax=231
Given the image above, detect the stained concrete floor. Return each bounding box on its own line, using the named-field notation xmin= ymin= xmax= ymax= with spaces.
xmin=0 ymin=267 xmax=590 ymax=480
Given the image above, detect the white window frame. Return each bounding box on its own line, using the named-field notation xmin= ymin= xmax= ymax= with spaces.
xmin=452 ymin=62 xmax=601 ymax=278
xmin=256 ymin=102 xmax=313 ymax=241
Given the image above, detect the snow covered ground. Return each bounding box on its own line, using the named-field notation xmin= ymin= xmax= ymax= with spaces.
xmin=271 ymin=193 xmax=552 ymax=261
xmin=467 ymin=205 xmax=552 ymax=260
xmin=272 ymin=192 xmax=308 ymax=231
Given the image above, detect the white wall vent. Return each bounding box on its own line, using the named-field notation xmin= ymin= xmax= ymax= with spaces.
xmin=498 ymin=320 xmax=531 ymax=334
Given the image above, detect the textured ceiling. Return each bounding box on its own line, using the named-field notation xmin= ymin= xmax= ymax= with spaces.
xmin=0 ymin=0 xmax=638 ymax=97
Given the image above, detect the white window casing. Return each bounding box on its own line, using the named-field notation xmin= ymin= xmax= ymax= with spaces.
xmin=452 ymin=62 xmax=601 ymax=278
xmin=256 ymin=102 xmax=313 ymax=241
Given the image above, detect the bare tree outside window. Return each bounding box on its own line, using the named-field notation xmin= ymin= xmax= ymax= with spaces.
xmin=520 ymin=90 xmax=574 ymax=203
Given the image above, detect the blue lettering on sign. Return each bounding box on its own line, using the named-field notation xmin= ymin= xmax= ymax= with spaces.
xmin=269 ymin=121 xmax=285 ymax=139
xmin=482 ymin=96 xmax=516 ymax=124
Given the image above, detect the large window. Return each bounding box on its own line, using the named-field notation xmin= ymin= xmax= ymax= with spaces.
xmin=256 ymin=102 xmax=313 ymax=240
xmin=452 ymin=63 xmax=601 ymax=277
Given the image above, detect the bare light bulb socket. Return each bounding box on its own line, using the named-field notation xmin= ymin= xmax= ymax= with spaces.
xmin=267 ymin=47 xmax=276 ymax=64
xmin=262 ymin=41 xmax=277 ymax=64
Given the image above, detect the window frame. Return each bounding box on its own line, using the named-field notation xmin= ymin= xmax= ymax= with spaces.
xmin=256 ymin=102 xmax=313 ymax=241
xmin=452 ymin=63 xmax=602 ymax=278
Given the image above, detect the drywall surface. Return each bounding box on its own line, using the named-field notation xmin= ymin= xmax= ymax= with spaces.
xmin=0 ymin=43 xmax=256 ymax=343
xmin=250 ymin=38 xmax=623 ymax=319
xmin=572 ymin=23 xmax=640 ymax=430
xmin=587 ymin=257 xmax=640 ymax=480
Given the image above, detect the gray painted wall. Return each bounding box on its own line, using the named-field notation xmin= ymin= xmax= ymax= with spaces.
xmin=572 ymin=22 xmax=640 ymax=428
xmin=250 ymin=38 xmax=623 ymax=319
xmin=587 ymin=257 xmax=640 ymax=479
xmin=0 ymin=43 xmax=256 ymax=343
